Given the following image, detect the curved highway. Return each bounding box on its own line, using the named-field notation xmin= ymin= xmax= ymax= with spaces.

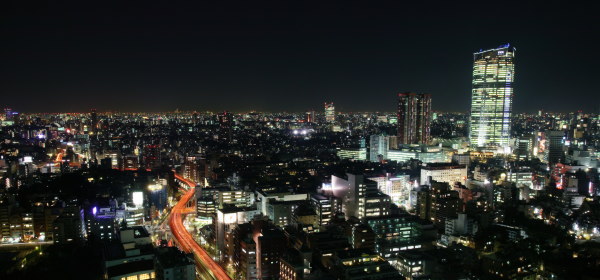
xmin=169 ymin=173 xmax=231 ymax=280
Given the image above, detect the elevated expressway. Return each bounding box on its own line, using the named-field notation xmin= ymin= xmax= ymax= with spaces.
xmin=169 ymin=174 xmax=231 ymax=280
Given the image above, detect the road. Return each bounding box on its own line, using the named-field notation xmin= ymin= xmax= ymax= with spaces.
xmin=169 ymin=174 xmax=232 ymax=280
xmin=0 ymin=241 xmax=52 ymax=249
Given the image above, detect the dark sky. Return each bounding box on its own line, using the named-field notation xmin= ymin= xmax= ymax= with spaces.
xmin=1 ymin=1 xmax=598 ymax=113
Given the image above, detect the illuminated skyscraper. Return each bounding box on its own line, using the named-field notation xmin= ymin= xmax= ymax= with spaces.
xmin=324 ymin=102 xmax=335 ymax=123
xmin=469 ymin=44 xmax=515 ymax=148
xmin=397 ymin=93 xmax=431 ymax=144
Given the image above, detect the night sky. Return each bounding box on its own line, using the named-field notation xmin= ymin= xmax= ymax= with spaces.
xmin=1 ymin=1 xmax=598 ymax=113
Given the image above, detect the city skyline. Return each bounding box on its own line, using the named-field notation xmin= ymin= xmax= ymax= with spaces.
xmin=1 ymin=1 xmax=598 ymax=113
xmin=2 ymin=2 xmax=600 ymax=280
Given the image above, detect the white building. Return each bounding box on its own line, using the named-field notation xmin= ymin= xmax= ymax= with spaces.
xmin=337 ymin=147 xmax=367 ymax=161
xmin=215 ymin=206 xmax=261 ymax=261
xmin=255 ymin=191 xmax=308 ymax=216
xmin=367 ymin=174 xmax=412 ymax=208
xmin=420 ymin=164 xmax=467 ymax=186
xmin=370 ymin=135 xmax=389 ymax=162
xmin=326 ymin=173 xmax=391 ymax=220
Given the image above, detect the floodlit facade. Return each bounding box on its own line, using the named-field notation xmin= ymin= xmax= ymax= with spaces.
xmin=369 ymin=135 xmax=389 ymax=162
xmin=337 ymin=147 xmax=367 ymax=161
xmin=420 ymin=163 xmax=467 ymax=186
xmin=469 ymin=44 xmax=515 ymax=148
xmin=368 ymin=174 xmax=412 ymax=208
xmin=366 ymin=216 xmax=423 ymax=258
xmin=329 ymin=174 xmax=391 ymax=220
xmin=311 ymin=193 xmax=334 ymax=229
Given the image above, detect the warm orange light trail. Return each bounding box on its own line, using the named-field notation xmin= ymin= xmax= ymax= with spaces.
xmin=55 ymin=149 xmax=64 ymax=163
xmin=169 ymin=173 xmax=231 ymax=280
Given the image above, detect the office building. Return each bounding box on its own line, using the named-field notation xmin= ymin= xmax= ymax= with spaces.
xmin=369 ymin=135 xmax=389 ymax=162
xmin=444 ymin=212 xmax=477 ymax=236
xmin=292 ymin=204 xmax=319 ymax=233
xmin=233 ymin=220 xmax=287 ymax=279
xmin=337 ymin=147 xmax=367 ymax=161
xmin=516 ymin=135 xmax=534 ymax=160
xmin=469 ymin=44 xmax=516 ymax=148
xmin=256 ymin=190 xmax=307 ymax=216
xmin=279 ymin=248 xmax=311 ymax=280
xmin=394 ymin=251 xmax=433 ymax=279
xmin=327 ymin=248 xmax=400 ymax=279
xmin=429 ymin=181 xmax=460 ymax=227
xmin=328 ymin=173 xmax=391 ymax=220
xmin=215 ymin=205 xmax=260 ymax=262
xmin=147 ymin=178 xmax=168 ymax=213
xmin=368 ymin=174 xmax=413 ymax=208
xmin=85 ymin=207 xmax=117 ymax=241
xmin=183 ymin=154 xmax=206 ymax=184
xmin=234 ymin=225 xmax=258 ymax=280
xmin=547 ymin=130 xmax=565 ymax=164
xmin=366 ymin=215 xmax=423 ymax=258
xmin=199 ymin=186 xmax=251 ymax=209
xmin=310 ymin=193 xmax=335 ymax=229
xmin=104 ymin=226 xmax=155 ymax=280
xmin=52 ymin=206 xmax=85 ymax=244
xmin=324 ymin=102 xmax=335 ymax=123
xmin=267 ymin=200 xmax=298 ymax=228
xmin=196 ymin=197 xmax=216 ymax=223
xmin=386 ymin=149 xmax=446 ymax=163
xmin=154 ymin=247 xmax=195 ymax=280
xmin=350 ymin=223 xmax=376 ymax=250
xmin=420 ymin=163 xmax=467 ymax=186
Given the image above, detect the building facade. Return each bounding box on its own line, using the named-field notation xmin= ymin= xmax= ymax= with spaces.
xmin=469 ymin=44 xmax=515 ymax=148
xmin=324 ymin=102 xmax=335 ymax=123
xmin=420 ymin=163 xmax=467 ymax=186
xmin=397 ymin=93 xmax=432 ymax=145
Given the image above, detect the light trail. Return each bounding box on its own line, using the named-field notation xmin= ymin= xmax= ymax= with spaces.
xmin=169 ymin=173 xmax=231 ymax=280
xmin=55 ymin=149 xmax=64 ymax=163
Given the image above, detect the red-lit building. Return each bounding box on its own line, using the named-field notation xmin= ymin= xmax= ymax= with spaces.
xmin=143 ymin=144 xmax=161 ymax=169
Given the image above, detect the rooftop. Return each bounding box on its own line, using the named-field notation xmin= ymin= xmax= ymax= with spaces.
xmin=106 ymin=259 xmax=154 ymax=278
xmin=155 ymin=247 xmax=194 ymax=268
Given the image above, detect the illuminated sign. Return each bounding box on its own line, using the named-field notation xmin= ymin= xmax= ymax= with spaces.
xmin=133 ymin=191 xmax=144 ymax=207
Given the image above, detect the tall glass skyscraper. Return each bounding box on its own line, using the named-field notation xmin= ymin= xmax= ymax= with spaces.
xmin=469 ymin=44 xmax=515 ymax=148
xmin=324 ymin=102 xmax=335 ymax=123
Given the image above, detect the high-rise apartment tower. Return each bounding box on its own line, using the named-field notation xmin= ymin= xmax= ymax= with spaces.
xmin=397 ymin=93 xmax=431 ymax=145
